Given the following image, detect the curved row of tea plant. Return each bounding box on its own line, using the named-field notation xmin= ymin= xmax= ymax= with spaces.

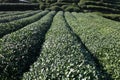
xmin=0 ymin=11 xmax=30 ymax=14
xmin=0 ymin=12 xmax=6 ymax=15
xmin=0 ymin=10 xmax=39 ymax=23
xmin=0 ymin=11 xmax=31 ymax=18
xmin=0 ymin=10 xmax=48 ymax=38
xmin=22 ymin=11 xmax=105 ymax=80
xmin=0 ymin=11 xmax=56 ymax=80
xmin=0 ymin=11 xmax=17 ymax=15
xmin=65 ymin=12 xmax=120 ymax=79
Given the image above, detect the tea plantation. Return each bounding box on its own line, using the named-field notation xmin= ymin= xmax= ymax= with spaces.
xmin=0 ymin=10 xmax=119 ymax=80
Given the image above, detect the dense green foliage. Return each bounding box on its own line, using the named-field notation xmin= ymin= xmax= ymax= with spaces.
xmin=98 ymin=13 xmax=120 ymax=21
xmin=0 ymin=11 xmax=56 ymax=80
xmin=65 ymin=12 xmax=120 ymax=79
xmin=0 ymin=10 xmax=119 ymax=79
xmin=49 ymin=6 xmax=63 ymax=11
xmin=64 ymin=5 xmax=80 ymax=12
xmin=0 ymin=10 xmax=48 ymax=38
xmin=38 ymin=0 xmax=78 ymax=11
xmin=0 ymin=11 xmax=39 ymax=23
xmin=22 ymin=11 xmax=104 ymax=80
xmin=0 ymin=11 xmax=31 ymax=18
xmin=77 ymin=0 xmax=120 ymax=21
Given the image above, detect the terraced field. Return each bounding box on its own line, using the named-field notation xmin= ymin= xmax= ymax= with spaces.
xmin=0 ymin=10 xmax=120 ymax=80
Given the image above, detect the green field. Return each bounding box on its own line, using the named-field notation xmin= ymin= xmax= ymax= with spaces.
xmin=0 ymin=10 xmax=119 ymax=80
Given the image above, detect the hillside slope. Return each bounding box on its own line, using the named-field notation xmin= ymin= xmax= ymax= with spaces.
xmin=0 ymin=10 xmax=119 ymax=80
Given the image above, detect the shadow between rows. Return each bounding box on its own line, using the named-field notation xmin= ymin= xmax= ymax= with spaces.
xmin=0 ymin=13 xmax=56 ymax=80
xmin=63 ymin=13 xmax=113 ymax=80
